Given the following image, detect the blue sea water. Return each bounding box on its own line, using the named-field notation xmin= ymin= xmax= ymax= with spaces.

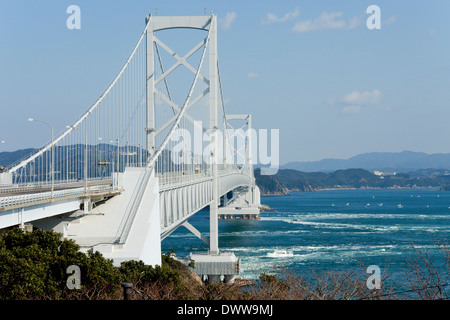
xmin=161 ymin=188 xmax=450 ymax=287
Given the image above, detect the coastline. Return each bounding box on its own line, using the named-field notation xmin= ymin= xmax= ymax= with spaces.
xmin=260 ymin=185 xmax=439 ymax=197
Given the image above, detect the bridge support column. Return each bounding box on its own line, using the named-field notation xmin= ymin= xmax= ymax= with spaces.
xmin=209 ymin=14 xmax=219 ymax=256
xmin=145 ymin=14 xmax=155 ymax=158
xmin=182 ymin=221 xmax=209 ymax=246
xmin=207 ymin=275 xmax=221 ymax=283
xmin=83 ymin=198 xmax=92 ymax=214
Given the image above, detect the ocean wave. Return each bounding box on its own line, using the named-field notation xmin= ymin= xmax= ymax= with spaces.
xmin=261 ymin=212 xmax=450 ymax=221
xmin=260 ymin=216 xmax=450 ymax=233
xmin=223 ymin=244 xmax=405 ymax=256
xmin=224 ymin=243 xmax=446 ymax=261
xmin=219 ymin=229 xmax=308 ymax=237
xmin=223 ymin=244 xmax=428 ymax=277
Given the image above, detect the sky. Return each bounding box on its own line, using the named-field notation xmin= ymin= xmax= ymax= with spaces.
xmin=1 ymin=0 xmax=449 ymax=165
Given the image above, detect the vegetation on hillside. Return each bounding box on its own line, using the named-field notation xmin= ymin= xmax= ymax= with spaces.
xmin=0 ymin=228 xmax=448 ymax=300
xmin=255 ymin=168 xmax=450 ymax=195
xmin=0 ymin=228 xmax=194 ymax=300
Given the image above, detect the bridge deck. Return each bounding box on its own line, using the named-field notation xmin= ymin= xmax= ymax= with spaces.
xmin=0 ymin=179 xmax=113 ymax=197
xmin=0 ymin=184 xmax=120 ymax=212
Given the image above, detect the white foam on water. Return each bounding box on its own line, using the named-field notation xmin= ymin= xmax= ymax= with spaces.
xmin=228 ymin=243 xmax=411 ymax=280
xmin=260 ymin=214 xmax=450 ymax=233
xmin=261 ymin=212 xmax=450 ymax=221
xmin=219 ymin=229 xmax=307 ymax=237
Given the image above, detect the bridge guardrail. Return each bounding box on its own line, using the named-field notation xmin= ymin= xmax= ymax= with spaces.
xmin=0 ymin=178 xmax=113 ymax=195
xmin=0 ymin=184 xmax=113 ymax=210
xmin=156 ymin=166 xmax=242 ymax=189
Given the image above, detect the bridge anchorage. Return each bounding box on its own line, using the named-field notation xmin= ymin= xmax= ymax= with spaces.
xmin=0 ymin=14 xmax=261 ymax=283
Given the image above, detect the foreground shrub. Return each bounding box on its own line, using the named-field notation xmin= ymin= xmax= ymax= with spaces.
xmin=0 ymin=228 xmax=122 ymax=300
xmin=0 ymin=228 xmax=202 ymax=300
xmin=1 ymin=228 xmax=449 ymax=300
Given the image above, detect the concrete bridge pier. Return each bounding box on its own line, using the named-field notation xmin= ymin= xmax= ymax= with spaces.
xmin=189 ymin=252 xmax=240 ymax=284
xmin=217 ymin=186 xmax=261 ymax=220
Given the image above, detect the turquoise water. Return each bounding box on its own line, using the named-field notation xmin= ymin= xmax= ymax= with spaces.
xmin=161 ymin=188 xmax=450 ymax=285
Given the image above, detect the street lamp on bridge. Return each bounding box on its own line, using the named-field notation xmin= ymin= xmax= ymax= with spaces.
xmin=28 ymin=118 xmax=54 ymax=197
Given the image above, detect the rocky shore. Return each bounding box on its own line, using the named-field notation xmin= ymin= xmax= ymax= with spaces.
xmin=259 ymin=204 xmax=273 ymax=212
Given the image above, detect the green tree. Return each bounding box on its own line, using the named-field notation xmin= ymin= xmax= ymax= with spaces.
xmin=0 ymin=228 xmax=122 ymax=300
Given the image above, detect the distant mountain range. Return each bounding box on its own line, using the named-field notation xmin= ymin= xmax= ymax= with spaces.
xmin=282 ymin=151 xmax=450 ymax=173
xmin=3 ymin=149 xmax=450 ymax=180
xmin=0 ymin=148 xmax=37 ymax=169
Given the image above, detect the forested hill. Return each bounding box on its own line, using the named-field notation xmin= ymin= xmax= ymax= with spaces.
xmin=254 ymin=168 xmax=450 ymax=195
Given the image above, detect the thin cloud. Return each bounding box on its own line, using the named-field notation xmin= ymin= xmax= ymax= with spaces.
xmin=292 ymin=12 xmax=361 ymax=33
xmin=247 ymin=72 xmax=259 ymax=78
xmin=347 ymin=15 xmax=363 ymax=29
xmin=341 ymin=90 xmax=382 ymax=105
xmin=329 ymin=90 xmax=382 ymax=115
xmin=262 ymin=7 xmax=300 ymax=24
xmin=382 ymin=15 xmax=396 ymax=27
xmin=219 ymin=12 xmax=236 ymax=30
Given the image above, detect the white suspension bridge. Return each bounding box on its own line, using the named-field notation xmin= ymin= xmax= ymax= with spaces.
xmin=0 ymin=15 xmax=261 ymax=282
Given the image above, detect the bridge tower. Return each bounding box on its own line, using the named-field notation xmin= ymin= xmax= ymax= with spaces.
xmin=0 ymin=14 xmax=260 ymax=283
xmin=144 ymin=14 xmax=243 ymax=282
